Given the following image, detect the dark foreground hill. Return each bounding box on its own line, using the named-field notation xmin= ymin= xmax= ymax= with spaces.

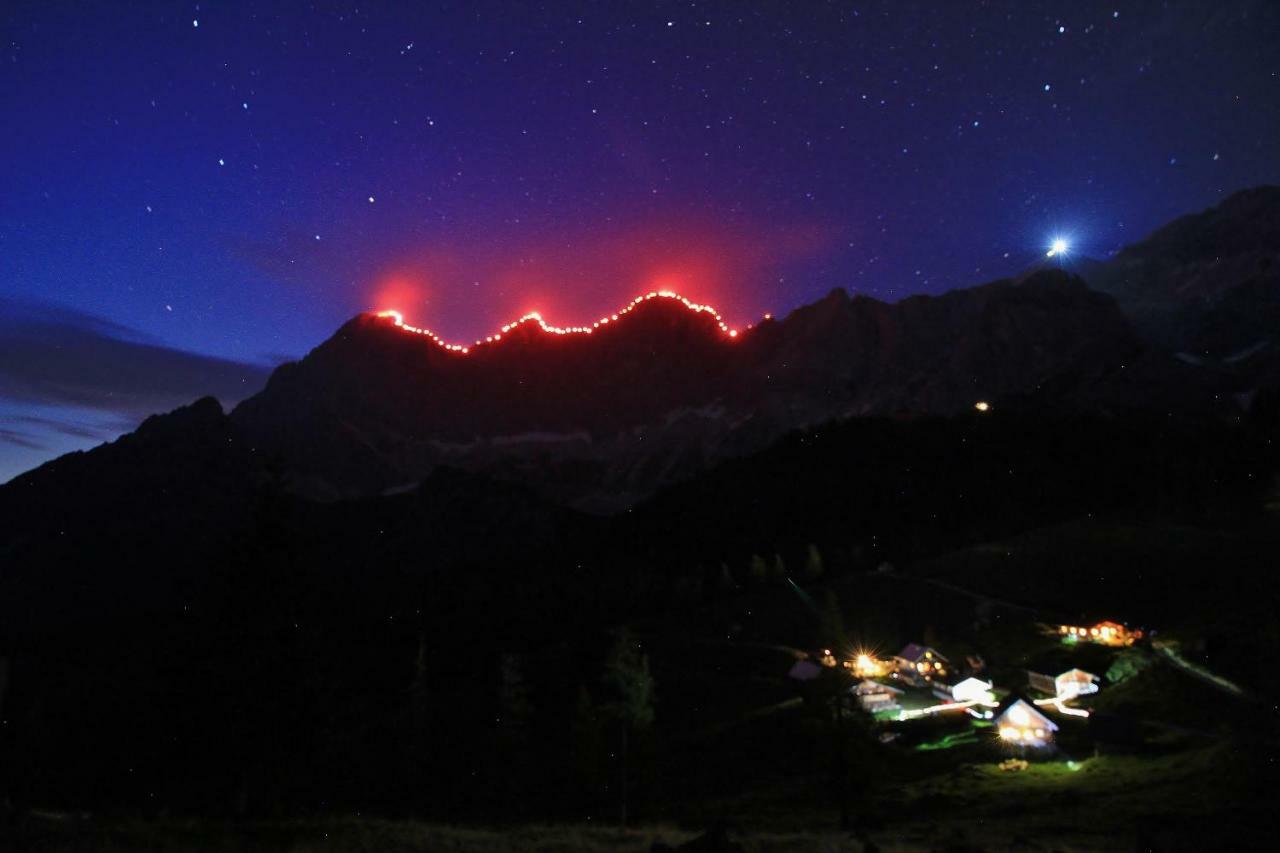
xmin=1 ymin=399 xmax=1274 ymax=816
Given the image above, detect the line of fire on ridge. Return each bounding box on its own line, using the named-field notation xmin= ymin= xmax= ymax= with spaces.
xmin=375 ymin=290 xmax=771 ymax=354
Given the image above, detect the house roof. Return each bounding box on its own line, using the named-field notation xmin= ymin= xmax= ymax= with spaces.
xmin=897 ymin=643 xmax=949 ymax=663
xmin=788 ymin=659 xmax=822 ymax=681
xmin=951 ymin=676 xmax=993 ymax=694
xmin=853 ymin=679 xmax=903 ymax=695
xmin=1057 ymin=668 xmax=1099 ymax=682
xmin=997 ymin=697 xmax=1059 ymax=732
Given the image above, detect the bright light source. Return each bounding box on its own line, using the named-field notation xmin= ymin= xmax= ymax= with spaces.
xmin=1047 ymin=238 xmax=1069 ymax=257
xmin=974 ymin=401 xmax=991 ymax=412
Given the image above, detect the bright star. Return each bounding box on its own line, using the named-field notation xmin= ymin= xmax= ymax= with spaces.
xmin=1047 ymin=238 xmax=1069 ymax=258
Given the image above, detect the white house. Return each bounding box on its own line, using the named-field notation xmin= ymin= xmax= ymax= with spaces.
xmin=950 ymin=677 xmax=995 ymax=704
xmin=997 ymin=698 xmax=1059 ymax=747
xmin=1054 ymin=668 xmax=1099 ymax=699
xmin=1028 ymin=667 xmax=1100 ymax=699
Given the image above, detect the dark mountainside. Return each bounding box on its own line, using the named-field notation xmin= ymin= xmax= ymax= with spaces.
xmin=1086 ymin=186 xmax=1280 ymax=363
xmin=1 ymin=189 xmax=1279 ymax=833
xmin=230 ymin=270 xmax=1138 ymax=507
xmin=221 ymin=188 xmax=1280 ymax=508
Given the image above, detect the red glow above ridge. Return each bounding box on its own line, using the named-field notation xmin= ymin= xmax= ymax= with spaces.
xmin=375 ymin=290 xmax=766 ymax=355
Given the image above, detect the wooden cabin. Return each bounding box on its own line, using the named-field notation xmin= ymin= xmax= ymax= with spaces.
xmin=893 ymin=643 xmax=950 ymax=685
xmin=1057 ymin=620 xmax=1140 ymax=647
xmin=844 ymin=652 xmax=891 ymax=678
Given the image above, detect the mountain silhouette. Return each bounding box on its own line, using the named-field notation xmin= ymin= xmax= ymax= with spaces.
xmin=228 ymin=270 xmax=1135 ymax=507
xmin=5 ymin=188 xmax=1278 ymax=515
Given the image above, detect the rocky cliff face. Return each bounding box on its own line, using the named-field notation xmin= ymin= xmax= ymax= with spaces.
xmin=228 ymin=270 xmax=1138 ymax=508
xmin=1078 ymin=186 xmax=1280 ymax=414
xmin=1087 ymin=186 xmax=1280 ymax=356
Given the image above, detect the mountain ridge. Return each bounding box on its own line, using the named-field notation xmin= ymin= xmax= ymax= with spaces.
xmin=7 ymin=188 xmax=1280 ymax=509
xmin=228 ymin=268 xmax=1138 ymax=506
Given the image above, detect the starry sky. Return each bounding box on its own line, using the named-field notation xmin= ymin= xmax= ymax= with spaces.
xmin=2 ymin=1 xmax=1279 ymax=480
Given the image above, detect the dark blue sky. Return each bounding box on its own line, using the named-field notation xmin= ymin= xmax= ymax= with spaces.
xmin=3 ymin=0 xmax=1279 ymax=480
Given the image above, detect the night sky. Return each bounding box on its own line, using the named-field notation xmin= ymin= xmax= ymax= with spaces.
xmin=3 ymin=1 xmax=1279 ymax=480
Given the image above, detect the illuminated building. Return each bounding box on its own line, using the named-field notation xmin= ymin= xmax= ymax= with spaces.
xmin=996 ymin=698 xmax=1059 ymax=748
xmin=893 ymin=643 xmax=950 ymax=685
xmin=844 ymin=651 xmax=891 ymax=678
xmin=1057 ymin=620 xmax=1140 ymax=647
xmin=852 ymin=679 xmax=903 ymax=713
xmin=949 ymin=677 xmax=996 ymax=704
xmin=1027 ymin=668 xmax=1099 ymax=700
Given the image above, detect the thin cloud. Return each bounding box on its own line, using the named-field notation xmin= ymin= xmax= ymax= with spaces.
xmin=0 ymin=426 xmax=47 ymax=451
xmin=14 ymin=414 xmax=131 ymax=442
xmin=226 ymin=229 xmax=340 ymax=285
xmin=0 ymin=298 xmax=272 ymax=419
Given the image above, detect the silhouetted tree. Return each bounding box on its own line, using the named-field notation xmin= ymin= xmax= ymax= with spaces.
xmin=804 ymin=544 xmax=825 ymax=581
xmin=601 ymin=628 xmax=655 ymax=827
xmin=491 ymin=653 xmax=535 ymax=816
xmin=498 ymin=653 xmax=533 ymax=730
xmin=1107 ymin=649 xmax=1153 ymax=684
xmin=818 ymin=589 xmax=847 ymax=650
xmin=770 ymin=553 xmax=788 ymax=584
xmin=717 ymin=563 xmax=737 ymax=594
xmin=571 ymin=685 xmax=605 ymax=812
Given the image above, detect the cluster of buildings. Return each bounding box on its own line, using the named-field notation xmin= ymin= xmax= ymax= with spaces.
xmin=805 ymin=619 xmax=1140 ymax=751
